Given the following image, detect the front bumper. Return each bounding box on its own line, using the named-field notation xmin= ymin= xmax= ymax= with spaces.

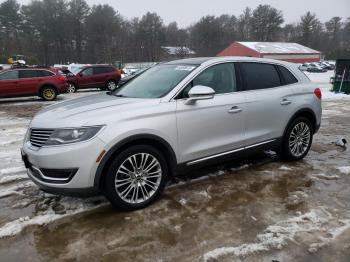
xmin=22 ymin=137 xmax=106 ymax=196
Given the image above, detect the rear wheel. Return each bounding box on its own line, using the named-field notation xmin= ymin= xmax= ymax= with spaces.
xmin=106 ymin=80 xmax=117 ymax=91
xmin=103 ymin=145 xmax=168 ymax=210
xmin=280 ymin=117 xmax=313 ymax=161
xmin=40 ymin=86 xmax=57 ymax=101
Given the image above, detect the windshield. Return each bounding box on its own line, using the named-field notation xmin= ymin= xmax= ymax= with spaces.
xmin=70 ymin=66 xmax=83 ymax=75
xmin=113 ymin=64 xmax=196 ymax=98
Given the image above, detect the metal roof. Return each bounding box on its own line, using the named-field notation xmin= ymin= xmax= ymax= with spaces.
xmin=238 ymin=42 xmax=320 ymax=54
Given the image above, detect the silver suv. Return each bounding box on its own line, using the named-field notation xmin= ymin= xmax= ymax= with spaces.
xmin=22 ymin=57 xmax=322 ymax=210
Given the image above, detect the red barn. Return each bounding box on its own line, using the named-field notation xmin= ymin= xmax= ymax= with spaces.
xmin=217 ymin=42 xmax=321 ymax=63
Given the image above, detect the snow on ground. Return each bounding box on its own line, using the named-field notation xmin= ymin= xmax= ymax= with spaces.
xmin=305 ymin=71 xmax=350 ymax=101
xmin=337 ymin=166 xmax=350 ymax=175
xmin=0 ymin=90 xmax=106 ymax=238
xmin=203 ymin=208 xmax=350 ymax=261
xmin=0 ymin=196 xmax=107 ymax=238
xmin=0 ymin=77 xmax=349 ymax=260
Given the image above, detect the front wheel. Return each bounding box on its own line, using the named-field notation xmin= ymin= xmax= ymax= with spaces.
xmin=105 ymin=80 xmax=117 ymax=91
xmin=280 ymin=117 xmax=313 ymax=161
xmin=103 ymin=145 xmax=168 ymax=210
xmin=40 ymin=86 xmax=57 ymax=101
xmin=67 ymin=82 xmax=77 ymax=93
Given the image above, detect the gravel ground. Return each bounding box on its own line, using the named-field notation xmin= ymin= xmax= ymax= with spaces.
xmin=0 ymin=74 xmax=349 ymax=261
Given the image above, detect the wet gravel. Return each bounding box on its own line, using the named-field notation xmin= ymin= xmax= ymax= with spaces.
xmin=0 ymin=90 xmax=349 ymax=262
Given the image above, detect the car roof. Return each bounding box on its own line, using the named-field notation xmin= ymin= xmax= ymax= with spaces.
xmin=165 ymin=56 xmax=298 ymax=67
xmin=0 ymin=68 xmax=57 ymax=74
xmin=87 ymin=64 xmax=114 ymax=68
xmin=165 ymin=57 xmax=215 ymax=65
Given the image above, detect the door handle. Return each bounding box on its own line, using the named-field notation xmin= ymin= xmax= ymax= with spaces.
xmin=280 ymin=99 xmax=292 ymax=105
xmin=228 ymin=106 xmax=242 ymax=114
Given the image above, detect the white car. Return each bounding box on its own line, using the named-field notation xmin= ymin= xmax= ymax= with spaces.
xmin=22 ymin=57 xmax=322 ymax=210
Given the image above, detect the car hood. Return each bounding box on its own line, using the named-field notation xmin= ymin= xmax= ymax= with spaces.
xmin=31 ymin=93 xmax=161 ymax=128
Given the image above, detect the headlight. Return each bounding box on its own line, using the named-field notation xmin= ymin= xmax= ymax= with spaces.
xmin=45 ymin=126 xmax=103 ymax=145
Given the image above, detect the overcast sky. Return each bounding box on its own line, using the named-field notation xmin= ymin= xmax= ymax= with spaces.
xmin=17 ymin=0 xmax=350 ymax=28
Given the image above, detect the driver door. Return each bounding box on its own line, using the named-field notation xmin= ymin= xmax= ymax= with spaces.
xmin=176 ymin=63 xmax=246 ymax=164
xmin=78 ymin=68 xmax=95 ymax=88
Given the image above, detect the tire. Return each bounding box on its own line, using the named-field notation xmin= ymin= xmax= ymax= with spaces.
xmin=67 ymin=82 xmax=77 ymax=93
xmin=105 ymin=80 xmax=117 ymax=91
xmin=280 ymin=117 xmax=313 ymax=161
xmin=103 ymin=144 xmax=168 ymax=210
xmin=40 ymin=86 xmax=57 ymax=101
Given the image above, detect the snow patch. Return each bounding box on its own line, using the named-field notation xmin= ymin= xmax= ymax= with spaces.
xmin=0 ymin=166 xmax=26 ymax=176
xmin=0 ymin=174 xmax=28 ymax=184
xmin=312 ymin=173 xmax=339 ymax=180
xmin=179 ymin=198 xmax=187 ymax=206
xmin=203 ymin=208 xmax=347 ymax=261
xmin=0 ymin=182 xmax=33 ymax=199
xmin=278 ymin=165 xmax=293 ymax=171
xmin=0 ymin=198 xmax=107 ymax=238
xmin=337 ymin=166 xmax=350 ymax=175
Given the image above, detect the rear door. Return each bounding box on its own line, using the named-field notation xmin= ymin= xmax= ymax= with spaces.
xmin=0 ymin=70 xmax=19 ymax=97
xmin=93 ymin=67 xmax=109 ymax=87
xmin=239 ymin=62 xmax=297 ymax=146
xmin=176 ymin=63 xmax=246 ymax=163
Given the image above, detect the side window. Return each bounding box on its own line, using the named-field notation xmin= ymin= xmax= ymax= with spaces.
xmin=181 ymin=63 xmax=237 ymax=98
xmin=81 ymin=68 xmax=93 ymax=75
xmin=0 ymin=70 xmax=19 ymax=80
xmin=19 ymin=70 xmax=38 ymax=79
xmin=241 ymin=62 xmax=281 ymax=91
xmin=94 ymin=67 xmax=113 ymax=74
xmin=107 ymin=66 xmax=115 ymax=73
xmin=38 ymin=70 xmax=54 ymax=77
xmin=278 ymin=66 xmax=298 ymax=85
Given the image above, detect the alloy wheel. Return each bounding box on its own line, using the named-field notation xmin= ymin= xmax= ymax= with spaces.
xmin=42 ymin=88 xmax=55 ymax=100
xmin=288 ymin=122 xmax=311 ymax=157
xmin=68 ymin=83 xmax=76 ymax=93
xmin=107 ymin=81 xmax=117 ymax=91
xmin=114 ymin=153 xmax=162 ymax=204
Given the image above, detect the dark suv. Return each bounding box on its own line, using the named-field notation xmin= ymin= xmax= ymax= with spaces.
xmin=0 ymin=68 xmax=68 ymax=101
xmin=66 ymin=65 xmax=121 ymax=93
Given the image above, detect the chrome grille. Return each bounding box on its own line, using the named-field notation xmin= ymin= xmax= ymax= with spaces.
xmin=30 ymin=129 xmax=54 ymax=148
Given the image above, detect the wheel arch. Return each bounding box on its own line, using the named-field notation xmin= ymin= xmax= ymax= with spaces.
xmin=105 ymin=79 xmax=118 ymax=87
xmin=67 ymin=80 xmax=78 ymax=87
xmin=38 ymin=83 xmax=58 ymax=96
xmin=94 ymin=134 xmax=177 ymax=189
xmin=283 ymin=108 xmax=317 ymax=139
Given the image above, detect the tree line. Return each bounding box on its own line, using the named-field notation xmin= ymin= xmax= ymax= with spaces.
xmin=0 ymin=0 xmax=349 ymax=65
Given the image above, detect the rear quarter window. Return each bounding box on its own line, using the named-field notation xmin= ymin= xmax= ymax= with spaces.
xmin=278 ymin=66 xmax=298 ymax=85
xmin=38 ymin=70 xmax=54 ymax=77
xmin=94 ymin=67 xmax=112 ymax=74
xmin=240 ymin=62 xmax=281 ymax=91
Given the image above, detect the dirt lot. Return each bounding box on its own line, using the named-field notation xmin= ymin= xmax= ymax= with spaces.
xmin=0 ymin=78 xmax=349 ymax=262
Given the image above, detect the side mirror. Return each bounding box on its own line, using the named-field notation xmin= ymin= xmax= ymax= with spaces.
xmin=184 ymin=85 xmax=215 ymax=105
xmin=78 ymin=73 xmax=83 ymax=77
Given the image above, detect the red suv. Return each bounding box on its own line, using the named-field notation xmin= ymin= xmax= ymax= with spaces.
xmin=0 ymin=68 xmax=68 ymax=101
xmin=66 ymin=65 xmax=121 ymax=93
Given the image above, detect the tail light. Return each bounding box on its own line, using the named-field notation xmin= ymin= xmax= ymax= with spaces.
xmin=58 ymin=76 xmax=66 ymax=81
xmin=314 ymin=88 xmax=322 ymax=99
